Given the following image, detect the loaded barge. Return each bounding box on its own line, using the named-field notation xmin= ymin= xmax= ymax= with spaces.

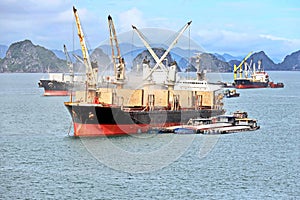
xmin=157 ymin=111 xmax=260 ymax=134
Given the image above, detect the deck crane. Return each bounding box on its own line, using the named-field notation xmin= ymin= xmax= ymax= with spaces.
xmin=72 ymin=6 xmax=97 ymax=92
xmin=233 ymin=51 xmax=252 ymax=80
xmin=107 ymin=15 xmax=125 ymax=89
xmin=132 ymin=26 xmax=169 ymax=74
xmin=132 ymin=21 xmax=192 ymax=82
xmin=63 ymin=44 xmax=74 ymax=84
xmin=72 ymin=53 xmax=84 ymax=64
xmin=63 ymin=44 xmax=75 ymax=101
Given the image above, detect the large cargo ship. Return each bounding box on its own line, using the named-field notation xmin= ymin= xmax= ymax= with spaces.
xmin=64 ymin=7 xmax=224 ymax=136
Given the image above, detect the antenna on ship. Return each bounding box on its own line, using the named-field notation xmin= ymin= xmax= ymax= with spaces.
xmin=72 ymin=6 xmax=98 ymax=102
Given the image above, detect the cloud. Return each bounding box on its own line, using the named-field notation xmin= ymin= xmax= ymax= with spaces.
xmin=118 ymin=8 xmax=146 ymax=32
xmin=0 ymin=1 xmax=106 ymax=50
xmin=0 ymin=0 xmax=299 ymax=61
xmin=195 ymin=29 xmax=300 ymax=61
xmin=0 ymin=0 xmax=73 ymax=47
xmin=260 ymin=34 xmax=291 ymax=42
xmin=0 ymin=0 xmax=72 ymax=16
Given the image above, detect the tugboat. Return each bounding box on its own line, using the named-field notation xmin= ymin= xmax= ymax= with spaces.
xmin=269 ymin=81 xmax=284 ymax=88
xmin=223 ymin=89 xmax=240 ymax=98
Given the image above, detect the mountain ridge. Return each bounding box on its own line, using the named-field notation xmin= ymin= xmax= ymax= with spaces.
xmin=0 ymin=39 xmax=299 ymax=73
xmin=0 ymin=40 xmax=66 ymax=73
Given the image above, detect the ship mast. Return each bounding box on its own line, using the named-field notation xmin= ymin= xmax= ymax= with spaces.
xmin=107 ymin=15 xmax=125 ymax=89
xmin=72 ymin=6 xmax=97 ymax=92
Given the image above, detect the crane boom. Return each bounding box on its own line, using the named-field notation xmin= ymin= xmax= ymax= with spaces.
xmin=233 ymin=51 xmax=252 ymax=80
xmin=150 ymin=21 xmax=192 ymax=73
xmin=108 ymin=15 xmax=125 ymax=85
xmin=132 ymin=25 xmax=168 ymax=73
xmin=132 ymin=21 xmax=192 ymax=81
xmin=63 ymin=44 xmax=74 ymax=84
xmin=108 ymin=15 xmax=121 ymax=60
xmin=72 ymin=6 xmax=97 ymax=88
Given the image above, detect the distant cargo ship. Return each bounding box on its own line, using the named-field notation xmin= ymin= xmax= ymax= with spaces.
xmin=38 ymin=45 xmax=86 ymax=96
xmin=38 ymin=73 xmax=85 ymax=96
xmin=234 ymin=69 xmax=270 ymax=89
xmin=233 ymin=52 xmax=283 ymax=89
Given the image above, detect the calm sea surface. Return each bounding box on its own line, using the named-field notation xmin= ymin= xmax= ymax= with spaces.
xmin=0 ymin=72 xmax=299 ymax=199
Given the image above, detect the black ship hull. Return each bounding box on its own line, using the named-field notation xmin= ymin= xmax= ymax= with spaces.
xmin=65 ymin=103 xmax=225 ymax=136
xmin=39 ymin=79 xmax=71 ymax=96
xmin=234 ymin=79 xmax=269 ymax=89
xmin=38 ymin=80 xmax=85 ymax=96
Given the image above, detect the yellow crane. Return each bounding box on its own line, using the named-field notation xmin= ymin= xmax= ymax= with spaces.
xmin=233 ymin=51 xmax=252 ymax=80
xmin=72 ymin=6 xmax=97 ymax=90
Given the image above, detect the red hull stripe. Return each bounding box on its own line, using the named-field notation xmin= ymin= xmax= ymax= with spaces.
xmin=235 ymin=85 xmax=267 ymax=89
xmin=44 ymin=90 xmax=69 ymax=96
xmin=73 ymin=122 xmax=179 ymax=137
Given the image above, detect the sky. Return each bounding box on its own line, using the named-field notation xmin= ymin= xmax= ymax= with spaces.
xmin=0 ymin=0 xmax=299 ymax=62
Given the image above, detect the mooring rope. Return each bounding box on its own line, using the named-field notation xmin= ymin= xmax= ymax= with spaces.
xmin=67 ymin=121 xmax=73 ymax=136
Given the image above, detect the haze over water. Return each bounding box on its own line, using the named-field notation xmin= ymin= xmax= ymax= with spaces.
xmin=0 ymin=72 xmax=299 ymax=199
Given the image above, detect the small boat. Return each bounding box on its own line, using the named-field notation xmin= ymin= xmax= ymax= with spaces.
xmin=174 ymin=128 xmax=196 ymax=134
xmin=269 ymin=81 xmax=284 ymax=88
xmin=222 ymin=82 xmax=235 ymax=88
xmin=223 ymin=89 xmax=240 ymax=98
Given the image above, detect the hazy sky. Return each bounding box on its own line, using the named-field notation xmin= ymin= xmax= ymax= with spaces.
xmin=0 ymin=0 xmax=299 ymax=61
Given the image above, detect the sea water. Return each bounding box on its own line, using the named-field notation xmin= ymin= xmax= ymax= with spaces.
xmin=0 ymin=72 xmax=299 ymax=199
